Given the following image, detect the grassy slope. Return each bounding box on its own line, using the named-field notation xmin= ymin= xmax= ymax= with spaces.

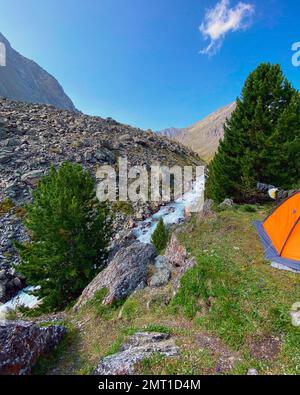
xmin=35 ymin=205 xmax=300 ymax=375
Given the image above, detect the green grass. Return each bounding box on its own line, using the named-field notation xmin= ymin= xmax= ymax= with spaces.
xmin=142 ymin=323 xmax=173 ymax=334
xmin=174 ymin=207 xmax=300 ymax=372
xmin=30 ymin=204 xmax=300 ymax=375
xmin=86 ymin=288 xmax=125 ymax=320
xmin=105 ymin=327 xmax=138 ymax=356
xmin=137 ymin=348 xmax=216 ymax=375
xmin=172 ymin=254 xmax=295 ymax=347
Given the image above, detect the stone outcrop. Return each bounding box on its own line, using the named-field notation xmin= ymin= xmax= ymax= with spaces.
xmin=0 ymin=267 xmax=26 ymax=304
xmin=165 ymin=233 xmax=188 ymax=268
xmin=165 ymin=234 xmax=196 ymax=294
xmin=219 ymin=198 xmax=234 ymax=209
xmin=149 ymin=256 xmax=171 ymax=287
xmin=0 ymin=210 xmax=29 ymax=270
xmin=74 ymin=242 xmax=157 ymax=310
xmin=199 ymin=199 xmax=216 ymax=219
xmin=95 ymin=332 xmax=179 ymax=375
xmin=0 ymin=320 xmax=66 ymax=375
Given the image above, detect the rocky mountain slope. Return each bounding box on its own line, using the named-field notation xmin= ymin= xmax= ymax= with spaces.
xmin=159 ymin=102 xmax=236 ymax=162
xmin=0 ymin=98 xmax=200 ymax=203
xmin=0 ymin=33 xmax=76 ymax=111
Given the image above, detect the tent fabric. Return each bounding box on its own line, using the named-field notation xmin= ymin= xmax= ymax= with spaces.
xmin=254 ymin=190 xmax=300 ymax=272
xmin=254 ymin=221 xmax=300 ymax=271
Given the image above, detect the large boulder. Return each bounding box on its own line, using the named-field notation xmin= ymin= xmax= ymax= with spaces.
xmin=0 ymin=320 xmax=66 ymax=375
xmin=219 ymin=198 xmax=234 ymax=209
xmin=95 ymin=332 xmax=179 ymax=375
xmin=74 ymin=242 xmax=157 ymax=310
xmin=198 ymin=199 xmax=216 ymax=219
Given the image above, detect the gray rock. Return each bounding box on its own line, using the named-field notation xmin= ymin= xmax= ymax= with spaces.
xmin=219 ymin=198 xmax=234 ymax=209
xmin=149 ymin=256 xmax=171 ymax=287
xmin=0 ymin=320 xmax=66 ymax=375
xmin=165 ymin=233 xmax=188 ymax=268
xmin=74 ymin=242 xmax=157 ymax=310
xmin=21 ymin=169 xmax=45 ymax=185
xmin=95 ymin=332 xmax=179 ymax=375
xmin=247 ymin=368 xmax=258 ymax=375
xmin=94 ymin=149 xmax=116 ymax=164
xmin=108 ymin=230 xmax=137 ymax=260
xmin=199 ymin=199 xmax=216 ymax=219
xmin=165 ymin=234 xmax=196 ymax=295
xmin=0 ymin=267 xmax=26 ymax=303
xmin=291 ymin=307 xmax=300 ymax=327
xmin=0 ymin=211 xmax=30 ymax=272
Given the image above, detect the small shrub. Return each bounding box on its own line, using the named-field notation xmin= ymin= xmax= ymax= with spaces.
xmin=15 ymin=206 xmax=27 ymax=218
xmin=112 ymin=201 xmax=134 ymax=216
xmin=0 ymin=198 xmax=15 ymax=216
xmin=241 ymin=204 xmax=257 ymax=213
xmin=151 ymin=218 xmax=168 ymax=253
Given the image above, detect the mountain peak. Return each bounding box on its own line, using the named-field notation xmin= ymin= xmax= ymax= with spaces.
xmin=158 ymin=102 xmax=236 ymax=162
xmin=0 ymin=32 xmax=76 ymax=111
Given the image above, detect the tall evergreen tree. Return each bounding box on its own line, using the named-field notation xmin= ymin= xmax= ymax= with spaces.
xmin=206 ymin=63 xmax=300 ymax=202
xmin=16 ymin=162 xmax=112 ymax=312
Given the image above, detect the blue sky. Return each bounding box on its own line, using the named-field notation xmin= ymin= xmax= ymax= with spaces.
xmin=0 ymin=0 xmax=300 ymax=130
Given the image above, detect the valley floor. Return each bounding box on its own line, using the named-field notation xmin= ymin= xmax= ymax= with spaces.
xmin=34 ymin=205 xmax=300 ymax=375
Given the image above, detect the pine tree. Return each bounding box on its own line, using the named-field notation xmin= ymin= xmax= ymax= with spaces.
xmin=16 ymin=162 xmax=112 ymax=312
xmin=206 ymin=63 xmax=300 ymax=202
xmin=151 ymin=218 xmax=168 ymax=253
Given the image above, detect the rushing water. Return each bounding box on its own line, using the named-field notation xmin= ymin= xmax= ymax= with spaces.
xmin=0 ymin=286 xmax=39 ymax=318
xmin=134 ymin=175 xmax=205 ymax=244
xmin=0 ymin=175 xmax=205 ymax=317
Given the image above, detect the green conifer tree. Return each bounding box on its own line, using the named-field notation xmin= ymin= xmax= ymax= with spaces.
xmin=16 ymin=162 xmax=112 ymax=312
xmin=151 ymin=218 xmax=168 ymax=253
xmin=206 ymin=63 xmax=300 ymax=202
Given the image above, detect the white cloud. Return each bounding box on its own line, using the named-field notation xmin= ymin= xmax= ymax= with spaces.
xmin=199 ymin=0 xmax=255 ymax=56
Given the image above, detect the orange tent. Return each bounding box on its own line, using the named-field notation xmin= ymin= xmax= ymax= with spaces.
xmin=254 ymin=191 xmax=300 ymax=271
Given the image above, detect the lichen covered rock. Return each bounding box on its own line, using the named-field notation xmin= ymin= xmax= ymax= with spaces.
xmin=74 ymin=242 xmax=157 ymax=310
xmin=95 ymin=332 xmax=179 ymax=375
xmin=0 ymin=320 xmax=66 ymax=375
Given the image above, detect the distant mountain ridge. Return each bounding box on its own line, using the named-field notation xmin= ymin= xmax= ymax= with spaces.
xmin=0 ymin=33 xmax=76 ymax=111
xmin=158 ymin=102 xmax=236 ymax=162
xmin=157 ymin=127 xmax=185 ymax=139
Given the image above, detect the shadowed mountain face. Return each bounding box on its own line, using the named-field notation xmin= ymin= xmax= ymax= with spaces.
xmin=0 ymin=33 xmax=76 ymax=111
xmin=158 ymin=102 xmax=236 ymax=163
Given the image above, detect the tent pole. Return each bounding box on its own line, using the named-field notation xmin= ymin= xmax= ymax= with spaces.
xmin=279 ymin=216 xmax=300 ymax=257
